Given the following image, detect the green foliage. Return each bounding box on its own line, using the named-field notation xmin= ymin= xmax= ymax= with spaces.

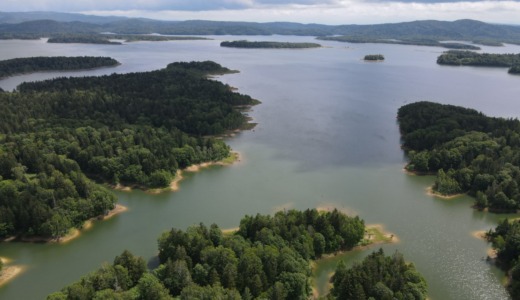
xmin=221 ymin=40 xmax=321 ymax=49
xmin=398 ymin=101 xmax=520 ymax=211
xmin=0 ymin=56 xmax=119 ymax=78
xmin=50 ymin=209 xmax=366 ymax=299
xmin=364 ymin=54 xmax=385 ymax=61
xmin=48 ymin=35 xmax=121 ymax=44
xmin=0 ymin=61 xmax=257 ymax=238
xmin=509 ymin=65 xmax=520 ymax=74
xmin=488 ymin=220 xmax=520 ymax=299
xmin=437 ymin=51 xmax=520 ymax=74
xmin=319 ymin=36 xmax=480 ymax=50
xmin=331 ymin=249 xmax=428 ymax=300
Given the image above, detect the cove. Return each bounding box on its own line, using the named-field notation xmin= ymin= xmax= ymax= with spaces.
xmin=1 ymin=36 xmax=520 ymax=299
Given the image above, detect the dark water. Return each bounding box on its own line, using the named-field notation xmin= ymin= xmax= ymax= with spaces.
xmin=1 ymin=37 xmax=520 ymax=299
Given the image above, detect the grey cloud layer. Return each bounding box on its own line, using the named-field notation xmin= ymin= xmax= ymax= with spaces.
xmin=2 ymin=0 xmax=339 ymax=12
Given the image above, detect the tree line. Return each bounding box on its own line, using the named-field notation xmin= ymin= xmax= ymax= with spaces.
xmin=331 ymin=249 xmax=428 ymax=299
xmin=364 ymin=54 xmax=385 ymax=61
xmin=47 ymin=33 xmax=209 ymax=45
xmin=487 ymin=219 xmax=520 ymax=299
xmin=437 ymin=50 xmax=520 ymax=74
xmin=398 ymin=101 xmax=520 ymax=211
xmin=0 ymin=61 xmax=257 ymax=239
xmin=46 ymin=209 xmax=427 ymax=299
xmin=220 ymin=40 xmax=321 ymax=49
xmin=0 ymin=56 xmax=120 ymax=78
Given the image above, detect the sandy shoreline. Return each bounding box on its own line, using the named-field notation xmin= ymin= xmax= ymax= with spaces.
xmin=114 ymin=151 xmax=240 ymax=195
xmin=317 ymin=223 xmax=400 ymax=260
xmin=426 ymin=186 xmax=464 ymax=200
xmin=4 ymin=204 xmax=128 ymax=244
xmin=0 ymin=257 xmax=24 ymax=287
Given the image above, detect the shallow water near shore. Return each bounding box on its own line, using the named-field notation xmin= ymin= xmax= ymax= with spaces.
xmin=1 ymin=37 xmax=520 ymax=299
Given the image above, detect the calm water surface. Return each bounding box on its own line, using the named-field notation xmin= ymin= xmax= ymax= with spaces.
xmin=1 ymin=37 xmax=520 ymax=299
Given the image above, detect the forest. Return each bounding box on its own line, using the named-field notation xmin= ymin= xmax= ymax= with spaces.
xmin=47 ymin=33 xmax=208 ymax=44
xmin=437 ymin=50 xmax=520 ymax=74
xmin=398 ymin=101 xmax=520 ymax=211
xmin=487 ymin=219 xmax=520 ymax=298
xmin=0 ymin=56 xmax=120 ymax=78
xmin=220 ymin=40 xmax=321 ymax=49
xmin=364 ymin=54 xmax=385 ymax=61
xmin=317 ymin=36 xmax=480 ymax=50
xmin=46 ymin=209 xmax=427 ymax=299
xmin=0 ymin=61 xmax=257 ymax=239
xmin=331 ymin=249 xmax=427 ymax=299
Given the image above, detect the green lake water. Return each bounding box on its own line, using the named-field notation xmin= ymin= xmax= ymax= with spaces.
xmin=1 ymin=36 xmax=520 ymax=299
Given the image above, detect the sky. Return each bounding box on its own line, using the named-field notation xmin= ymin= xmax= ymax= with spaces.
xmin=1 ymin=0 xmax=520 ymax=25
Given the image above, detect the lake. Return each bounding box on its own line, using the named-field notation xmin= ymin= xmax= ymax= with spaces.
xmin=1 ymin=36 xmax=520 ymax=299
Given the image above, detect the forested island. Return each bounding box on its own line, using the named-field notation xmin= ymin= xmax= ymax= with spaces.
xmin=318 ymin=36 xmax=481 ymax=50
xmin=364 ymin=54 xmax=385 ymax=61
xmin=0 ymin=56 xmax=120 ymax=79
xmin=487 ymin=219 xmax=520 ymax=298
xmin=220 ymin=40 xmax=321 ymax=49
xmin=0 ymin=61 xmax=258 ymax=240
xmin=398 ymin=101 xmax=520 ymax=212
xmin=47 ymin=34 xmax=208 ymax=44
xmin=46 ymin=209 xmax=427 ymax=299
xmin=437 ymin=50 xmax=520 ymax=74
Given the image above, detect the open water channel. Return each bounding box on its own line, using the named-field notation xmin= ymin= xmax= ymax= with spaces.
xmin=1 ymin=36 xmax=520 ymax=299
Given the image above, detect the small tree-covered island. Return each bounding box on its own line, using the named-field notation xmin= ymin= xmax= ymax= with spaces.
xmin=0 ymin=61 xmax=258 ymax=241
xmin=398 ymin=101 xmax=520 ymax=212
xmin=364 ymin=54 xmax=385 ymax=61
xmin=221 ymin=40 xmax=321 ymax=49
xmin=0 ymin=56 xmax=120 ymax=79
xmin=46 ymin=209 xmax=428 ymax=300
xmin=437 ymin=50 xmax=520 ymax=75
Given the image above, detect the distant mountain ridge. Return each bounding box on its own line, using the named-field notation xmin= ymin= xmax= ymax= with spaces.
xmin=1 ymin=11 xmax=520 ymax=44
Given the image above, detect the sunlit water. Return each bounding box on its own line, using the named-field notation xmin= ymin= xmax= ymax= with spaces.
xmin=1 ymin=37 xmax=520 ymax=299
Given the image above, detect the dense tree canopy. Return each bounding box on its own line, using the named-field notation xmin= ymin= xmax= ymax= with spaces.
xmin=437 ymin=50 xmax=520 ymax=74
xmin=398 ymin=101 xmax=520 ymax=211
xmin=0 ymin=56 xmax=119 ymax=78
xmin=48 ymin=209 xmax=367 ymax=299
xmin=47 ymin=33 xmax=208 ymax=44
xmin=331 ymin=248 xmax=428 ymax=300
xmin=0 ymin=61 xmax=257 ymax=239
xmin=364 ymin=54 xmax=384 ymax=61
xmin=487 ymin=220 xmax=520 ymax=299
xmin=220 ymin=40 xmax=321 ymax=49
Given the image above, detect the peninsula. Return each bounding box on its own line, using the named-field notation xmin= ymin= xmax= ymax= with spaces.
xmin=437 ymin=50 xmax=520 ymax=74
xmin=0 ymin=56 xmax=119 ymax=79
xmin=0 ymin=60 xmax=257 ymax=241
xmin=221 ymin=40 xmax=321 ymax=49
xmin=398 ymin=101 xmax=520 ymax=212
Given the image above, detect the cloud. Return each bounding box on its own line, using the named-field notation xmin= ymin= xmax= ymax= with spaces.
xmin=0 ymin=0 xmax=340 ymax=12
xmin=2 ymin=0 xmax=520 ymax=25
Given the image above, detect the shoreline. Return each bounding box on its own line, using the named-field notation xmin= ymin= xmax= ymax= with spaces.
xmin=0 ymin=257 xmax=24 ymax=287
xmin=3 ymin=204 xmax=128 ymax=244
xmin=316 ymin=223 xmax=400 ymax=260
xmin=311 ymin=223 xmax=399 ymax=298
xmin=114 ymin=151 xmax=241 ymax=195
xmin=471 ymin=230 xmax=498 ymax=261
xmin=0 ymin=63 xmax=121 ymax=82
xmin=426 ymin=186 xmax=464 ymax=200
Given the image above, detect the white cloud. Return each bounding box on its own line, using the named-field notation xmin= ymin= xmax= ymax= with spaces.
xmin=2 ymin=0 xmax=520 ymax=25
xmin=80 ymin=1 xmax=520 ymax=25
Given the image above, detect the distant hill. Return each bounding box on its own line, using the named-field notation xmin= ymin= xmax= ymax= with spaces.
xmin=0 ymin=11 xmax=127 ymax=24
xmin=1 ymin=12 xmax=520 ymax=45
